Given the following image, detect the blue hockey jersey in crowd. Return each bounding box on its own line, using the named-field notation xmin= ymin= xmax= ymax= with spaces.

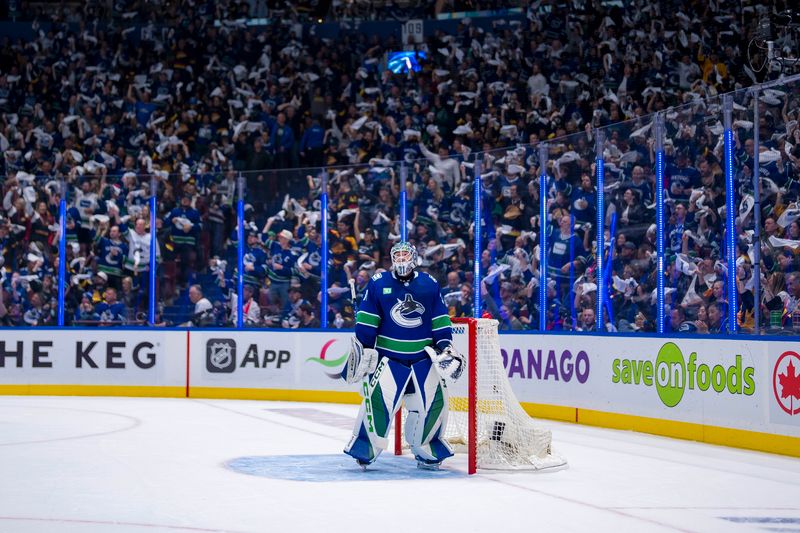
xmin=354 ymin=271 xmax=452 ymax=364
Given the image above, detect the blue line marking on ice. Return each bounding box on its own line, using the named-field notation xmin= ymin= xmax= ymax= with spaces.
xmin=721 ymin=517 xmax=800 ymax=524
xmin=225 ymin=454 xmax=465 ymax=482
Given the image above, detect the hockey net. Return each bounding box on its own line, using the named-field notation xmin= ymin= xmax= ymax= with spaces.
xmin=395 ymin=318 xmax=567 ymax=474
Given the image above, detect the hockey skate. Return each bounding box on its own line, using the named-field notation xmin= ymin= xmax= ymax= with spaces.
xmin=356 ymin=459 xmax=370 ymax=471
xmin=416 ymin=458 xmax=442 ymax=471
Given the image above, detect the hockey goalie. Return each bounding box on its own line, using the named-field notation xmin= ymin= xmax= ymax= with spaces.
xmin=342 ymin=242 xmax=464 ymax=470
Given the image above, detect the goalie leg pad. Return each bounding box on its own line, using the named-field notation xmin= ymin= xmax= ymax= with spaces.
xmin=403 ymin=358 xmax=454 ymax=464
xmin=344 ymin=357 xmax=413 ymax=464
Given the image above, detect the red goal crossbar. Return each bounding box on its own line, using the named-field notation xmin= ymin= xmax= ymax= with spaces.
xmin=393 ymin=317 xmax=478 ymax=475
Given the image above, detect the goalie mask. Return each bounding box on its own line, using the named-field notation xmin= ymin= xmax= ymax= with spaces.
xmin=390 ymin=242 xmax=417 ymax=279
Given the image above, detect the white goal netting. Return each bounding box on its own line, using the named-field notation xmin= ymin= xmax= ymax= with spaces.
xmin=401 ymin=318 xmax=567 ymax=471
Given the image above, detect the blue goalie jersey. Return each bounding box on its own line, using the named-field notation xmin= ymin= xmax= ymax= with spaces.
xmin=354 ymin=271 xmax=453 ymax=364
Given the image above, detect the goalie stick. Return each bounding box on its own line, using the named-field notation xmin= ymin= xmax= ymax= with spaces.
xmin=344 ymin=277 xmax=377 ymax=384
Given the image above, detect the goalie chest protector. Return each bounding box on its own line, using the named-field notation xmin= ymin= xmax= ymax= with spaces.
xmin=355 ymin=271 xmax=452 ymax=363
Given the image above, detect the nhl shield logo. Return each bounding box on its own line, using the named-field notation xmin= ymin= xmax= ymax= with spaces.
xmin=207 ymin=339 xmax=236 ymax=373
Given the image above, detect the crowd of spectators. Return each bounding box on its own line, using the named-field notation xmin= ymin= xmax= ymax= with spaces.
xmin=1 ymin=0 xmax=799 ymax=333
xmin=11 ymin=0 xmax=522 ymax=24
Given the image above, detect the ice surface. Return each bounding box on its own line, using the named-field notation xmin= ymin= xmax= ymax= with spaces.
xmin=0 ymin=396 xmax=798 ymax=533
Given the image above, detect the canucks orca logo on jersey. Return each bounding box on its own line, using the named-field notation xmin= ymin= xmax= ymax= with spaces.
xmin=389 ymin=294 xmax=425 ymax=328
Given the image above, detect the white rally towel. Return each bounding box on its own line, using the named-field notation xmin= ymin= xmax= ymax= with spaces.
xmin=769 ymin=235 xmax=800 ymax=250
xmin=612 ymin=275 xmax=638 ymax=295
xmin=681 ymin=275 xmax=703 ymax=307
xmin=675 ymin=253 xmax=698 ymax=276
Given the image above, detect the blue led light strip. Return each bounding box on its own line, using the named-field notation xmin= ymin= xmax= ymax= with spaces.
xmin=656 ymin=150 xmax=666 ymax=334
xmin=321 ymin=171 xmax=329 ymax=328
xmin=538 ymin=144 xmax=548 ymax=331
xmin=473 ymin=160 xmax=482 ymax=318
xmin=569 ymin=215 xmax=576 ymax=329
xmin=654 ymin=113 xmax=666 ymax=334
xmin=149 ymin=176 xmax=158 ymax=325
xmin=595 ymin=129 xmax=606 ymax=331
xmin=722 ymin=95 xmax=738 ymax=333
xmin=400 ymin=164 xmax=408 ymax=242
xmin=724 ymin=128 xmax=738 ymax=333
xmin=751 ymin=89 xmax=762 ymax=334
xmin=57 ymin=184 xmax=67 ymax=326
xmin=605 ymin=213 xmax=617 ymax=325
xmin=236 ymin=175 xmax=245 ymax=329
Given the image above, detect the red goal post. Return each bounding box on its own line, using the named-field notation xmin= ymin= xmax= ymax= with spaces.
xmin=393 ymin=317 xmax=477 ymax=473
xmin=393 ymin=317 xmax=565 ymax=475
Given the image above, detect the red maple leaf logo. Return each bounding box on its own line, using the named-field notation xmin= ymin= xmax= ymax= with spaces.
xmin=779 ymin=360 xmax=800 ymax=401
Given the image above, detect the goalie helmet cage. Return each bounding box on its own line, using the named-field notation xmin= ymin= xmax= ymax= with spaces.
xmin=393 ymin=317 xmax=566 ymax=475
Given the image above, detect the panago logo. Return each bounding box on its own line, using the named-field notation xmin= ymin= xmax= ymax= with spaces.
xmin=773 ymin=351 xmax=800 ymax=416
xmin=501 ymin=348 xmax=590 ymax=383
xmin=305 ymin=339 xmax=349 ymax=379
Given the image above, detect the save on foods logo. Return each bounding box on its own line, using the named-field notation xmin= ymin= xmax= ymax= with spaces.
xmin=773 ymin=351 xmax=800 ymax=416
xmin=612 ymin=342 xmax=755 ymax=407
xmin=305 ymin=339 xmax=349 ymax=379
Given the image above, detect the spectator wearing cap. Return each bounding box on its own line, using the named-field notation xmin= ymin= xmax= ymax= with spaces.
xmin=281 ymin=285 xmax=308 ymax=328
xmin=95 ymin=287 xmax=127 ymax=325
xmin=88 ymin=271 xmax=109 ymax=303
xmin=613 ymin=239 xmax=638 ymax=273
xmin=74 ymin=292 xmax=99 ymax=324
xmin=267 ymin=229 xmax=298 ymax=308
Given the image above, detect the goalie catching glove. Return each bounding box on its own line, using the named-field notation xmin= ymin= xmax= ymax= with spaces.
xmin=424 ymin=344 xmax=465 ymax=383
xmin=345 ymin=336 xmax=378 ymax=384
